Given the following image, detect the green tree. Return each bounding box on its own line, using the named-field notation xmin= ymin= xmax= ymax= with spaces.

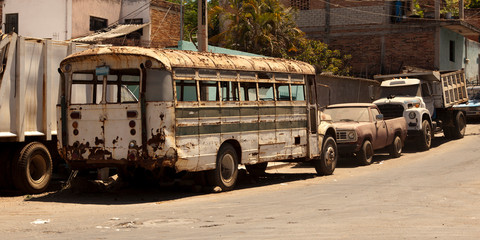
xmin=181 ymin=0 xmax=221 ymax=41
xmin=211 ymin=0 xmax=350 ymax=75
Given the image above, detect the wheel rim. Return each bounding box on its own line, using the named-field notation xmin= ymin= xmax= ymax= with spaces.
xmin=324 ymin=144 xmax=336 ymax=167
xmin=395 ymin=138 xmax=402 ymax=154
xmin=366 ymin=144 xmax=373 ymax=160
xmin=425 ymin=124 xmax=431 ymax=146
xmin=29 ymin=154 xmax=47 ymax=183
xmin=220 ymin=153 xmax=235 ymax=183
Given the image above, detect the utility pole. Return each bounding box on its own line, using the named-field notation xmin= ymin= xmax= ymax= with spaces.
xmin=197 ymin=0 xmax=208 ymax=52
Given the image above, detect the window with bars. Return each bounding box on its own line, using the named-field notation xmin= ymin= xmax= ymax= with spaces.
xmin=290 ymin=0 xmax=309 ymax=10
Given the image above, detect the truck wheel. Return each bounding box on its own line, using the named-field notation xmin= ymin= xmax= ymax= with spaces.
xmin=13 ymin=142 xmax=53 ymax=194
xmin=417 ymin=120 xmax=432 ymax=151
xmin=314 ymin=136 xmax=337 ymax=175
xmin=389 ymin=135 xmax=402 ymax=158
xmin=206 ymin=144 xmax=238 ymax=192
xmin=451 ymin=111 xmax=466 ymax=139
xmin=245 ymin=162 xmax=268 ymax=177
xmin=357 ymin=140 xmax=374 ymax=166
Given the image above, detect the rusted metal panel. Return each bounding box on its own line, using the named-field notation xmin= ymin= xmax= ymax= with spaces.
xmin=62 ymin=47 xmax=316 ymax=75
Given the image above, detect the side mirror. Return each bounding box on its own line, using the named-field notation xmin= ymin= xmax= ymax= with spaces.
xmin=376 ymin=114 xmax=384 ymax=120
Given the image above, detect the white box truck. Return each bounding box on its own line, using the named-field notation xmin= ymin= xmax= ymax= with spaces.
xmin=0 ymin=33 xmax=91 ymax=193
xmin=373 ymin=69 xmax=468 ymax=150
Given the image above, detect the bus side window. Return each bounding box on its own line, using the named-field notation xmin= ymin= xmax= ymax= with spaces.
xmin=176 ymin=80 xmax=197 ymax=101
xmin=291 ymin=84 xmax=305 ymax=101
xmin=145 ymin=69 xmax=173 ymax=101
xmin=276 ymin=84 xmax=290 ymax=101
xmin=199 ymin=81 xmax=219 ymax=101
xmin=240 ymin=82 xmax=257 ymax=101
xmin=258 ymin=83 xmax=274 ymax=101
xmin=221 ymin=81 xmax=239 ymax=101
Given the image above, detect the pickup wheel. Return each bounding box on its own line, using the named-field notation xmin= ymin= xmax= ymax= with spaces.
xmin=357 ymin=140 xmax=374 ymax=166
xmin=417 ymin=120 xmax=432 ymax=151
xmin=206 ymin=144 xmax=238 ymax=192
xmin=451 ymin=111 xmax=466 ymax=139
xmin=389 ymin=135 xmax=402 ymax=158
xmin=314 ymin=136 xmax=337 ymax=175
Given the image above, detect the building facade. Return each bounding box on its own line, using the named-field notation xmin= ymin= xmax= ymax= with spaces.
xmin=1 ymin=0 xmax=180 ymax=48
xmin=282 ymin=0 xmax=480 ymax=84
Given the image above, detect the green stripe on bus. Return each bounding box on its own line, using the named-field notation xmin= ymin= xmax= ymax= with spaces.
xmin=175 ymin=106 xmax=306 ymax=118
xmin=175 ymin=120 xmax=307 ymax=136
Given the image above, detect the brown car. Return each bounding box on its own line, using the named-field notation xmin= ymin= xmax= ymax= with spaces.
xmin=324 ymin=103 xmax=407 ymax=165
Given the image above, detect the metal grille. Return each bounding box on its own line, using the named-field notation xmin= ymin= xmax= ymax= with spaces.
xmin=376 ymin=104 xmax=404 ymax=119
xmin=336 ymin=131 xmax=347 ymax=140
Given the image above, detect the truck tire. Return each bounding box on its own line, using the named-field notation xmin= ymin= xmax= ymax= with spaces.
xmin=13 ymin=142 xmax=53 ymax=194
xmin=389 ymin=135 xmax=402 ymax=158
xmin=357 ymin=140 xmax=374 ymax=165
xmin=245 ymin=162 xmax=268 ymax=177
xmin=417 ymin=120 xmax=432 ymax=151
xmin=314 ymin=136 xmax=337 ymax=175
xmin=206 ymin=144 xmax=238 ymax=192
xmin=451 ymin=111 xmax=466 ymax=139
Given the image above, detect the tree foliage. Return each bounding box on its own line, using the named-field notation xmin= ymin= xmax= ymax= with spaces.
xmin=210 ymin=0 xmax=350 ymax=75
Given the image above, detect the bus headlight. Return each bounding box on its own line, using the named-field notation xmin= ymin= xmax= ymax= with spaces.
xmin=409 ymin=112 xmax=416 ymax=119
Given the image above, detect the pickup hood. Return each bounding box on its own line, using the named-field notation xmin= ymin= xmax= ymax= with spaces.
xmin=332 ymin=121 xmax=371 ymax=130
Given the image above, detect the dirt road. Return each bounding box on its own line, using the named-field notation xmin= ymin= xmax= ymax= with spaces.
xmin=1 ymin=122 xmax=480 ymax=239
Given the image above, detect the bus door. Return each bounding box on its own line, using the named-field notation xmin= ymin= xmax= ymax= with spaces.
xmin=306 ymin=75 xmax=320 ymax=158
xmin=68 ymin=67 xmax=141 ymax=162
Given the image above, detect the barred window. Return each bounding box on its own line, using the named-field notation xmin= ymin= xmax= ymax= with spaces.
xmin=290 ymin=0 xmax=309 ymax=10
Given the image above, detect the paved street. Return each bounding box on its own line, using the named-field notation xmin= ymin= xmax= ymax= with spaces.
xmin=1 ymin=122 xmax=480 ymax=239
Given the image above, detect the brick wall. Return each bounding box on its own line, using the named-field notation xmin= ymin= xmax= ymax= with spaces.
xmin=295 ymin=5 xmax=386 ymax=27
xmin=326 ymin=26 xmax=436 ymax=78
xmin=149 ymin=0 xmax=181 ymax=48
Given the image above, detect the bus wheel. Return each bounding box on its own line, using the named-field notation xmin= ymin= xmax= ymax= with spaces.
xmin=13 ymin=142 xmax=52 ymax=194
xmin=314 ymin=136 xmax=337 ymax=175
xmin=245 ymin=162 xmax=268 ymax=177
xmin=207 ymin=144 xmax=238 ymax=192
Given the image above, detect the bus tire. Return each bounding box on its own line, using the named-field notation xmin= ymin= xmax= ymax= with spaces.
xmin=389 ymin=135 xmax=402 ymax=158
xmin=13 ymin=142 xmax=52 ymax=194
xmin=314 ymin=136 xmax=337 ymax=175
xmin=207 ymin=144 xmax=238 ymax=192
xmin=417 ymin=120 xmax=432 ymax=151
xmin=451 ymin=111 xmax=466 ymax=139
xmin=357 ymin=140 xmax=374 ymax=166
xmin=245 ymin=162 xmax=268 ymax=177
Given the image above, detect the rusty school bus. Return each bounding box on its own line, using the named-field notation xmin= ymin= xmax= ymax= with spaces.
xmin=57 ymin=47 xmax=338 ymax=191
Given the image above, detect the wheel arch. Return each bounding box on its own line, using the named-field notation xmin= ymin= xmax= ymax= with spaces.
xmin=219 ymin=139 xmax=242 ymax=163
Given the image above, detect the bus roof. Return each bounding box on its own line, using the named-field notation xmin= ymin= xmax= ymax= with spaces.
xmin=61 ymin=46 xmax=316 ymax=75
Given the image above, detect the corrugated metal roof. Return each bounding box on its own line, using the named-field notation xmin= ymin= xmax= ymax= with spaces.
xmin=71 ymin=23 xmax=150 ymax=42
xmin=61 ymin=47 xmax=316 ymax=75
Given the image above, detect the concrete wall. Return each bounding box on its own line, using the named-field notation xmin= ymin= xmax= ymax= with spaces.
xmin=2 ymin=0 xmax=71 ymax=40
xmin=316 ymin=74 xmax=380 ymax=106
xmin=439 ymin=28 xmax=464 ymax=71
xmin=120 ymin=0 xmax=151 ymax=43
xmin=71 ymin=0 xmax=122 ymax=38
xmin=465 ymin=39 xmax=480 ymax=85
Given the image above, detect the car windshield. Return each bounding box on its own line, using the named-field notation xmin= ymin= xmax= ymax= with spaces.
xmin=324 ymin=107 xmax=370 ymax=122
xmin=470 ymin=92 xmax=480 ymax=100
xmin=380 ymin=85 xmax=420 ymax=98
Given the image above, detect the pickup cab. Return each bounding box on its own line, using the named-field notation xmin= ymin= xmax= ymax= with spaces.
xmin=324 ymin=103 xmax=407 ymax=165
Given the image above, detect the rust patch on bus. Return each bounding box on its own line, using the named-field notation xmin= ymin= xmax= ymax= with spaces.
xmin=147 ymin=127 xmax=166 ymax=152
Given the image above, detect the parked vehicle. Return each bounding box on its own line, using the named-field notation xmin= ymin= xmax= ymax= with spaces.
xmin=0 ymin=33 xmax=92 ymax=193
xmin=324 ymin=103 xmax=407 ymax=165
xmin=57 ymin=47 xmax=338 ymax=191
xmin=454 ymin=86 xmax=480 ymax=119
xmin=373 ymin=70 xmax=468 ymax=150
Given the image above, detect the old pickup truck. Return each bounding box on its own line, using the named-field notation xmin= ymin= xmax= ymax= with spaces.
xmin=324 ymin=103 xmax=407 ymax=165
